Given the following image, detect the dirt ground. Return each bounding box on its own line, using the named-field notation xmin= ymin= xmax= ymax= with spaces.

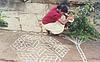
xmin=0 ymin=29 xmax=100 ymax=62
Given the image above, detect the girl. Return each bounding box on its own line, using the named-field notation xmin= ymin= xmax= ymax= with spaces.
xmin=41 ymin=4 xmax=74 ymax=34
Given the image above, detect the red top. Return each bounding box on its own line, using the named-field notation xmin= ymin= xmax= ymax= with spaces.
xmin=42 ymin=6 xmax=62 ymax=24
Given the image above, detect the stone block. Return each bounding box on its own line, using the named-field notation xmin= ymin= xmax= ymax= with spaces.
xmin=19 ymin=13 xmax=41 ymax=32
xmin=4 ymin=17 xmax=20 ymax=30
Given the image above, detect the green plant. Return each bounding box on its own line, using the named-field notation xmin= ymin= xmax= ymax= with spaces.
xmin=65 ymin=2 xmax=100 ymax=41
xmin=0 ymin=11 xmax=8 ymax=27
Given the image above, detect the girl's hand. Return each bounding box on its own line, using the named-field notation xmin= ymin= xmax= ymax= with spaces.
xmin=67 ymin=16 xmax=74 ymax=22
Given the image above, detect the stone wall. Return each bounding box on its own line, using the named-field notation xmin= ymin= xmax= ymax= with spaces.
xmin=0 ymin=0 xmax=99 ymax=10
xmin=1 ymin=3 xmax=51 ymax=32
xmin=0 ymin=0 xmax=99 ymax=32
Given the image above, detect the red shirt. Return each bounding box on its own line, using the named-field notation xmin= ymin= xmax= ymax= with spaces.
xmin=42 ymin=6 xmax=62 ymax=24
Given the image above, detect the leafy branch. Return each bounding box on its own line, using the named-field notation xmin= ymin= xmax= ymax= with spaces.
xmin=65 ymin=2 xmax=100 ymax=41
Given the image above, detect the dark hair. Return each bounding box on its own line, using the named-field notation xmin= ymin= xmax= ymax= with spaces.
xmin=57 ymin=4 xmax=69 ymax=13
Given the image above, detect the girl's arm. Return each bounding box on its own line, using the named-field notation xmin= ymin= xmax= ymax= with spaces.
xmin=58 ymin=15 xmax=74 ymax=25
xmin=58 ymin=18 xmax=69 ymax=25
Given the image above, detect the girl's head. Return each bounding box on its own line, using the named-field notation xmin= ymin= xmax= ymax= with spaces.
xmin=57 ymin=4 xmax=69 ymax=14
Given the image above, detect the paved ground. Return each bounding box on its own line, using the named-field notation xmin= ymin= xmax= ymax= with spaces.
xmin=0 ymin=30 xmax=100 ymax=62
